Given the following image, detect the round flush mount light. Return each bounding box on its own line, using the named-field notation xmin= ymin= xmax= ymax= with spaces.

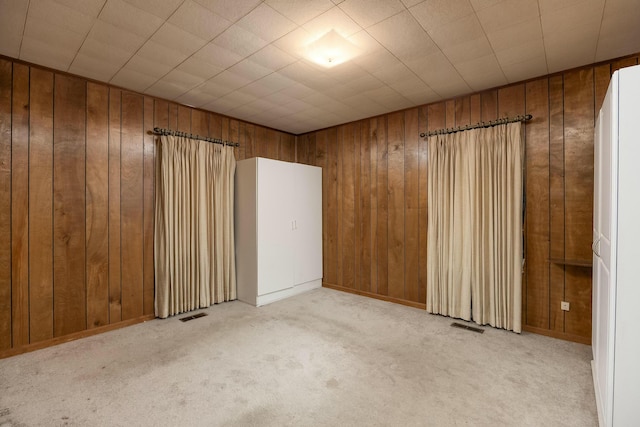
xmin=305 ymin=30 xmax=362 ymax=68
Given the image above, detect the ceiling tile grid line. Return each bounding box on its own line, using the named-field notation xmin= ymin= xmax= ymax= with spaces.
xmin=2 ymin=0 xmax=640 ymax=134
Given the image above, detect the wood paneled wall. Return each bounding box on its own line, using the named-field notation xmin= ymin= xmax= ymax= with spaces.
xmin=297 ymin=54 xmax=640 ymax=344
xmin=0 ymin=57 xmax=295 ymax=356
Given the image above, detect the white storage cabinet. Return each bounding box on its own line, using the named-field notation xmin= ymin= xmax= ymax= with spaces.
xmin=591 ymin=64 xmax=640 ymax=427
xmin=234 ymin=157 xmax=322 ymax=306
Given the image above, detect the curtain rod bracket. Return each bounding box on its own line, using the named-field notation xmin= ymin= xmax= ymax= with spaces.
xmin=151 ymin=127 xmax=240 ymax=147
xmin=419 ymin=114 xmax=532 ymax=138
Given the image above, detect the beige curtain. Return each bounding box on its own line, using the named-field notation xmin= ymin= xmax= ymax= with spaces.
xmin=426 ymin=122 xmax=524 ymax=332
xmin=155 ymin=135 xmax=237 ymax=319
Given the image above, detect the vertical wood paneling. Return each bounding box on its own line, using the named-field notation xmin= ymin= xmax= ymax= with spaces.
xmin=209 ymin=112 xmax=221 ymax=140
xmin=0 ymin=59 xmax=12 ymax=350
xmin=229 ymin=119 xmax=240 ymax=160
xmin=325 ymin=128 xmax=339 ymax=285
xmin=359 ymin=121 xmax=371 ymax=292
xmin=342 ymin=124 xmax=356 ymax=289
xmin=266 ymin=129 xmax=279 ymax=160
xmin=376 ymin=117 xmax=388 ymax=296
xmin=524 ymin=79 xmax=550 ymax=329
xmin=337 ymin=127 xmax=344 ymax=286
xmin=611 ymin=56 xmax=638 ymax=73
xmin=244 ymin=123 xmax=255 ymax=159
xmin=53 ymin=74 xmax=86 ymax=337
xmin=255 ymin=127 xmax=267 ymax=158
xmin=387 ymin=112 xmax=404 ymax=299
xmin=455 ymin=97 xmax=471 ymax=126
xmin=445 ymin=100 xmax=455 ymax=128
xmin=85 ymin=82 xmax=109 ymax=329
xmin=548 ymin=75 xmax=566 ymax=333
xmin=369 ymin=119 xmax=378 ymax=294
xmin=563 ymin=69 xmax=594 ymax=338
xmin=418 ymin=106 xmax=428 ymax=303
xmin=108 ymin=89 xmax=122 ymax=323
xmin=470 ymin=94 xmax=481 ymax=124
xmin=191 ymin=109 xmax=209 ymax=136
xmin=120 ymin=92 xmax=144 ymax=321
xmin=177 ymin=105 xmax=190 ymax=132
xmin=481 ymin=90 xmax=498 ymax=121
xmin=404 ymin=109 xmax=419 ymax=302
xmin=353 ymin=123 xmax=362 ymax=290
xmin=11 ymin=63 xmax=29 ymax=347
xmin=594 ymin=64 xmax=611 ymax=113
xmin=142 ymin=96 xmax=155 ymax=316
xmin=29 ymin=69 xmax=54 ymax=342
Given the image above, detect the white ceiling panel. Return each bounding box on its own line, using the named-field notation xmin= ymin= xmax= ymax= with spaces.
xmin=409 ymin=0 xmax=475 ymax=32
xmin=2 ymin=0 xmax=639 ymax=134
xmin=338 ymin=0 xmax=405 ymax=28
xmin=98 ymin=0 xmax=164 ymax=38
xmin=368 ymin=11 xmax=439 ymax=62
xmin=266 ymin=0 xmax=334 ymax=25
xmin=168 ymin=0 xmax=231 ymax=41
xmin=0 ymin=0 xmax=27 ymax=58
xmin=236 ymin=3 xmax=297 ymax=43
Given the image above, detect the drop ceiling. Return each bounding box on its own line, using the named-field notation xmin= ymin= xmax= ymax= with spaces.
xmin=1 ymin=0 xmax=639 ymax=134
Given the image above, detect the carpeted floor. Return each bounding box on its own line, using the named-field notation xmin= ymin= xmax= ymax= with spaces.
xmin=0 ymin=288 xmax=597 ymax=426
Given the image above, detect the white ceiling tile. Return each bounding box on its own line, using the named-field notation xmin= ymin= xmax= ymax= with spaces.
xmin=541 ymin=0 xmax=605 ymax=38
xmin=596 ymin=4 xmax=640 ymax=62
xmin=428 ymin=13 xmax=486 ymax=48
xmin=248 ymin=45 xmax=297 ymax=72
xmin=121 ymin=0 xmax=183 ymax=20
xmin=213 ymin=25 xmax=268 ymax=57
xmin=475 ymin=0 xmax=540 ymax=33
xmin=469 ymin=0 xmax=502 ymax=10
xmin=353 ymin=49 xmax=402 ymax=74
xmin=110 ymin=67 xmax=158 ymax=91
xmin=495 ymin=39 xmax=546 ymax=67
xmin=406 ymin=52 xmax=470 ymax=95
xmin=266 ymin=0 xmax=334 ymax=25
xmin=362 ymin=86 xmax=413 ymax=110
xmin=272 ymin=27 xmax=314 ymax=58
xmin=168 ymin=0 xmax=232 ymax=41
xmin=454 ymin=54 xmax=507 ymax=90
xmin=86 ymin=20 xmax=145 ymax=53
xmin=174 ymin=89 xmax=215 ymax=108
xmin=76 ymin=37 xmax=132 ymax=66
xmin=342 ymin=73 xmax=384 ymax=92
xmin=176 ymin=56 xmax=224 ymax=80
xmin=99 ymin=0 xmax=164 ymax=38
xmin=278 ymin=82 xmax=316 ymax=98
xmin=339 ymin=0 xmax=405 ymax=28
xmin=0 ymin=0 xmax=28 ymax=57
xmin=20 ymin=36 xmax=76 ymax=70
xmin=322 ymin=83 xmax=359 ymax=100
xmin=136 ymin=40 xmax=188 ymax=68
xmin=53 ymin=0 xmax=106 ymax=17
xmin=236 ymin=3 xmax=297 ymax=43
xmin=485 ymin=17 xmax=543 ymax=52
xmin=29 ymin=0 xmax=96 ymax=34
xmin=194 ymin=42 xmax=243 ymax=69
xmin=368 ymin=11 xmax=439 ymax=62
xmin=441 ymin=36 xmax=493 ymax=64
xmin=237 ymin=81 xmax=279 ymax=98
xmin=544 ymin=28 xmax=599 ymax=73
xmin=68 ymin=53 xmax=121 ymax=82
xmin=228 ymin=60 xmax=273 ymax=81
xmin=24 ymin=17 xmax=86 ymax=52
xmin=258 ymin=72 xmax=297 ymax=92
xmin=401 ymin=0 xmax=423 ymax=7
xmin=193 ymin=0 xmax=262 ymax=22
xmin=409 ymin=0 xmax=474 ymax=32
xmin=303 ymin=6 xmax=363 ymax=39
xmin=151 ymin=23 xmax=207 ymax=56
xmin=125 ymin=54 xmax=174 ymax=78
xmin=161 ymin=69 xmax=207 ymax=90
xmin=538 ymin=0 xmax=597 ymax=15
xmin=208 ymin=70 xmax=252 ymax=91
xmin=389 ymin=77 xmax=440 ymax=105
xmin=145 ymin=79 xmax=189 ymax=100
xmin=222 ymin=90 xmax=260 ymax=106
xmin=373 ymin=62 xmax=418 ymax=85
xmin=200 ymin=79 xmax=234 ymax=97
xmin=501 ymin=56 xmax=548 ymax=83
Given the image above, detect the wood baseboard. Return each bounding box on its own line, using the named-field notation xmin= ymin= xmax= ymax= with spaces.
xmin=0 ymin=314 xmax=156 ymax=360
xmin=522 ymin=325 xmax=591 ymax=345
xmin=322 ymin=282 xmax=427 ymax=310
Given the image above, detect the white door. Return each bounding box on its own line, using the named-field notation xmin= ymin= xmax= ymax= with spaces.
xmin=257 ymin=158 xmax=295 ymax=295
xmin=292 ymin=163 xmax=323 ymax=285
xmin=593 ymin=75 xmax=615 ymax=427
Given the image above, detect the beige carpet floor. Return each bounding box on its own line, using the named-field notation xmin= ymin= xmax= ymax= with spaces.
xmin=0 ymin=288 xmax=597 ymax=426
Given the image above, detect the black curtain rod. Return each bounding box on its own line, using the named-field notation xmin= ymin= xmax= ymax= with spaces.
xmin=419 ymin=114 xmax=533 ymax=138
xmin=152 ymin=127 xmax=240 ymax=147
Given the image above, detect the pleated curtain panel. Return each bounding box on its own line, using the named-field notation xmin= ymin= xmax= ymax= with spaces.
xmin=426 ymin=122 xmax=524 ymax=332
xmin=154 ymin=135 xmax=237 ymax=319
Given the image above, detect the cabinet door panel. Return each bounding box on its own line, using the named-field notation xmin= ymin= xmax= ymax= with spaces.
xmin=293 ymin=164 xmax=323 ymax=285
xmin=257 ymin=158 xmax=294 ymax=295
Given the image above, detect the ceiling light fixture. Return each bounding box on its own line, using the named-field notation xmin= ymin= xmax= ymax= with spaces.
xmin=305 ymin=30 xmax=361 ymax=68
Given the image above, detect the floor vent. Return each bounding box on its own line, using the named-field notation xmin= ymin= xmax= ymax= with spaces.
xmin=179 ymin=312 xmax=208 ymax=322
xmin=451 ymin=322 xmax=484 ymax=334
